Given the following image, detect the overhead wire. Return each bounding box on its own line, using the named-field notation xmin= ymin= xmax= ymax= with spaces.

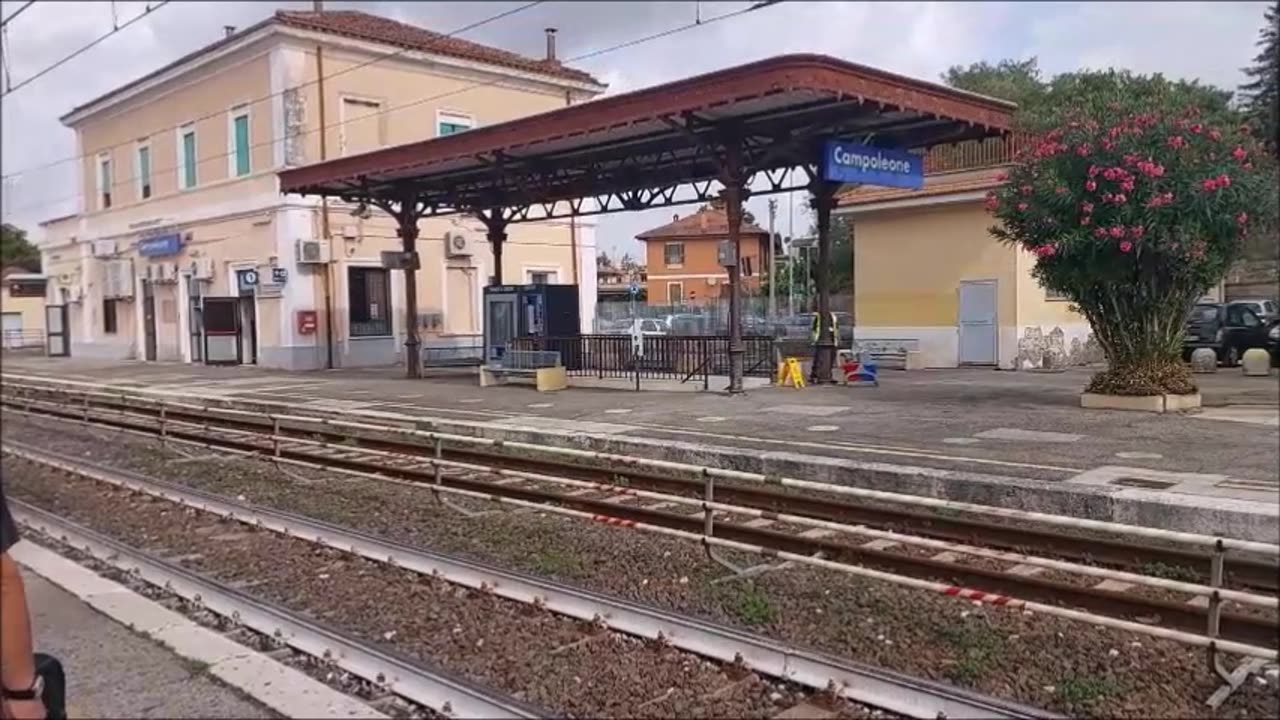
xmin=1 ymin=1 xmax=547 ymax=183
xmin=0 ymin=0 xmax=34 ymax=28
xmin=2 ymin=1 xmax=172 ymax=98
xmin=5 ymin=0 xmax=789 ymax=221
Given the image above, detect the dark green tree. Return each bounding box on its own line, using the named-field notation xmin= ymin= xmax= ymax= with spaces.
xmin=943 ymin=57 xmax=1046 ymax=108
xmin=1240 ymin=0 xmax=1279 ymax=157
xmin=0 ymin=223 xmax=40 ymax=272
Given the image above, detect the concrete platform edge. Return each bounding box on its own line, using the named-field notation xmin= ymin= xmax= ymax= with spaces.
xmin=10 ymin=541 xmax=387 ymax=720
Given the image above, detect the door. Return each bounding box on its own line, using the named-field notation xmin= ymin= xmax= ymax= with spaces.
xmin=2 ymin=313 xmax=21 ymax=349
xmin=1225 ymin=304 xmax=1268 ymax=351
xmin=958 ymin=280 xmax=998 ymax=365
xmin=202 ymin=297 xmax=241 ymax=365
xmin=239 ymin=298 xmax=258 ymax=364
xmin=142 ymin=281 xmax=158 ymax=362
xmin=484 ymin=292 xmax=517 ymax=363
xmin=44 ymin=305 xmax=69 ymax=357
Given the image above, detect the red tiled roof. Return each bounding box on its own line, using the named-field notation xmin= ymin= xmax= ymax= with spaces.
xmin=636 ymin=204 xmax=769 ymax=240
xmin=274 ymin=11 xmax=601 ymax=85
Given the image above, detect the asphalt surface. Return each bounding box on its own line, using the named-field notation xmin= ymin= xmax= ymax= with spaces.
xmin=22 ymin=570 xmax=274 ymax=719
xmin=3 ymin=356 xmax=1277 ymax=488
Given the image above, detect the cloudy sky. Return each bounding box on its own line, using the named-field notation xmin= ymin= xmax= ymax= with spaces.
xmin=0 ymin=0 xmax=1270 ymax=257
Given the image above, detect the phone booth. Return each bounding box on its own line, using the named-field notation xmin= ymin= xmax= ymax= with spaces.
xmin=482 ymin=284 xmax=579 ymax=364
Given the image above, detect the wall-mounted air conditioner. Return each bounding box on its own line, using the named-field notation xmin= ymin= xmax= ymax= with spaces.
xmin=91 ymin=239 xmax=117 ymax=258
xmin=104 ymin=259 xmax=134 ymax=299
xmin=192 ymin=257 xmax=215 ymax=280
xmin=296 ymin=239 xmax=331 ymax=264
xmin=444 ymin=230 xmax=473 ymax=258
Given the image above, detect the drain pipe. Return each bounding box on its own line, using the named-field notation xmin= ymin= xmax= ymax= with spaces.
xmin=314 ymin=0 xmax=335 ymax=369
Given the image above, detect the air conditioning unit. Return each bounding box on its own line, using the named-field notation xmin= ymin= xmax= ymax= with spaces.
xmin=297 ymin=239 xmax=331 ymax=264
xmin=91 ymin=239 xmax=117 ymax=258
xmin=192 ymin=257 xmax=215 ymax=280
xmin=104 ymin=260 xmax=132 ymax=299
xmin=444 ymin=231 xmax=473 ymax=258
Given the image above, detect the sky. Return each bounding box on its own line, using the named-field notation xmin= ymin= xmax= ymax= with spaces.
xmin=0 ymin=0 xmax=1271 ymax=259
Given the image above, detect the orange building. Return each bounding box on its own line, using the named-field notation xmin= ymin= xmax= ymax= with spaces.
xmin=637 ymin=201 xmax=769 ymax=306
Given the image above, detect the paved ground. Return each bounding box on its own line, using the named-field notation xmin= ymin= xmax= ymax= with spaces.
xmin=3 ymin=356 xmax=1277 ymax=498
xmin=22 ymin=569 xmax=274 ymax=719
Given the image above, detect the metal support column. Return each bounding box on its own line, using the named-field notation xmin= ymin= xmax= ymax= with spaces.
xmin=480 ymin=208 xmax=508 ymax=286
xmin=395 ymin=196 xmax=422 ymax=379
xmin=719 ymin=139 xmax=746 ymax=394
xmin=809 ymin=180 xmax=840 ymax=384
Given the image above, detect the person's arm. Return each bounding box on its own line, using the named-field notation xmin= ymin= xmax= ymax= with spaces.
xmin=1 ymin=490 xmax=44 ymax=720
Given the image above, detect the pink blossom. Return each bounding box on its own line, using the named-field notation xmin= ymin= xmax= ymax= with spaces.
xmin=1080 ymin=215 xmax=1092 ymax=226
xmin=995 ymin=171 xmax=1009 ymax=182
xmin=1145 ymin=192 xmax=1174 ymax=208
xmin=1094 ymin=227 xmax=1109 ymax=238
xmin=1244 ymin=162 xmax=1254 ymax=170
xmin=1167 ymin=135 xmax=1187 ymax=149
xmin=1087 ymin=165 xmax=1102 ymax=178
xmin=1119 ymin=240 xmax=1133 ymax=253
xmin=1102 ymin=191 xmax=1114 ymax=203
xmin=1100 ymin=137 xmax=1116 ymax=151
xmin=1108 ymin=226 xmax=1126 ymax=239
xmin=1055 ymin=185 xmax=1068 ymax=195
xmin=1020 ymin=184 xmax=1033 ymax=196
xmin=1218 ymin=173 xmax=1231 ymax=188
xmin=1129 ymin=226 xmax=1145 ymax=239
xmin=1232 ymin=146 xmax=1248 ymax=161
xmin=1035 ymin=244 xmax=1058 ymax=258
xmin=1085 ymin=180 xmax=1098 ymax=192
xmin=1120 ymin=179 xmax=1136 ymax=192
xmin=1202 ymin=178 xmax=1219 ymax=192
xmin=1114 ymin=193 xmax=1127 ymax=204
xmin=1190 ymin=123 xmax=1203 ymax=134
xmin=1237 ymin=212 xmax=1249 ymax=226
xmin=984 ymin=193 xmax=999 ymax=212
xmin=1081 ymin=201 xmax=1094 ymax=214
xmin=1102 ymin=167 xmax=1120 ymax=181
xmin=1017 ymin=202 xmax=1029 ymax=211
xmin=1076 ymin=143 xmax=1092 ymax=157
xmin=1208 ymin=128 xmax=1222 ymax=141
xmin=1122 ymin=154 xmax=1139 ymax=166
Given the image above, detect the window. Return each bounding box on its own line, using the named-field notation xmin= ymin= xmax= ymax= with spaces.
xmin=664 ymin=242 xmax=684 ymax=267
xmin=666 ymin=282 xmax=683 ymax=304
xmin=136 ymin=144 xmax=152 ymax=199
xmin=437 ymin=110 xmax=474 ymax=137
xmin=341 ymin=97 xmax=384 ymax=156
xmin=178 ymin=125 xmax=197 ymax=189
xmin=97 ymin=154 xmax=112 ymax=209
xmin=102 ymin=299 xmax=118 ymax=334
xmin=1227 ymin=304 xmax=1262 ymax=328
xmin=1045 ymin=287 xmax=1069 ymax=301
xmin=230 ymin=108 xmax=251 ymax=177
xmin=529 ymin=271 xmax=556 ymax=285
xmin=348 ymin=267 xmax=391 ymax=336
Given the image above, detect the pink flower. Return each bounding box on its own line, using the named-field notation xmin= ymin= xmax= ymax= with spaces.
xmin=1190 ymin=123 xmax=1203 ymax=134
xmin=984 ymin=193 xmax=999 ymax=212
xmin=1020 ymin=184 xmax=1033 ymax=196
xmin=1122 ymin=154 xmax=1139 ymax=166
xmin=1101 ymin=191 xmax=1114 ymax=203
xmin=1244 ymin=162 xmax=1254 ymax=170
xmin=1202 ymin=178 xmax=1219 ymax=192
xmin=1208 ymin=128 xmax=1222 ymax=141
xmin=1081 ymin=201 xmax=1094 ymax=214
xmin=1108 ymin=225 xmax=1126 ymax=239
xmin=1101 ymin=137 xmax=1116 ymax=151
xmin=1017 ymin=202 xmax=1029 ymax=211
xmin=1130 ymin=225 xmax=1145 ymax=239
xmin=1055 ymin=185 xmax=1068 ymax=194
xmin=1076 ymin=143 xmax=1092 ymax=156
xmin=995 ymin=171 xmax=1009 ymax=182
xmin=1232 ymin=146 xmax=1248 ymax=161
xmin=1120 ymin=179 xmax=1136 ymax=192
xmin=1218 ymin=173 xmax=1231 ymax=188
xmin=1094 ymin=227 xmax=1109 ymax=238
xmin=1167 ymin=135 xmax=1187 ymax=149
xmin=1145 ymin=192 xmax=1174 ymax=208
xmin=1113 ymin=193 xmax=1127 ymax=204
xmin=1080 ymin=215 xmax=1092 ymax=226
xmin=1237 ymin=212 xmax=1249 ymax=226
xmin=1119 ymin=240 xmax=1133 ymax=253
xmin=1087 ymin=165 xmax=1102 ymax=178
xmin=1085 ymin=180 xmax=1098 ymax=192
xmin=1103 ymin=167 xmax=1120 ymax=181
xmin=1035 ymin=244 xmax=1058 ymax=258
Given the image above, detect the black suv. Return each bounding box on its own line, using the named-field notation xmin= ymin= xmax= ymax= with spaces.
xmin=1183 ymin=302 xmax=1276 ymax=366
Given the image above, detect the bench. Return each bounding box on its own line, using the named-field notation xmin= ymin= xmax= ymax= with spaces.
xmin=479 ymin=349 xmax=568 ymax=392
xmin=422 ymin=344 xmax=483 ymax=367
xmin=851 ymin=338 xmax=923 ymax=370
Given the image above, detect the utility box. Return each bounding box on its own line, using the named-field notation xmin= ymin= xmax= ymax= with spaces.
xmin=482 ymin=283 xmax=580 ymax=364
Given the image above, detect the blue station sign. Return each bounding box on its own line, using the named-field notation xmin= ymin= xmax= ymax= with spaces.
xmin=822 ymin=141 xmax=923 ymax=190
xmin=137 ymin=233 xmax=183 ymax=257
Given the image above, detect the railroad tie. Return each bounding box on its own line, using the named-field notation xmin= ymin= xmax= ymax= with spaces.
xmin=644 ymin=501 xmax=678 ymax=511
xmin=1092 ymin=579 xmax=1134 ymax=593
xmin=931 ymin=550 xmax=962 ymax=563
xmin=1186 ymin=595 xmax=1210 ymax=608
xmin=799 ymin=528 xmax=835 ymax=540
xmin=1007 ymin=563 xmax=1046 ymax=577
xmin=744 ymin=518 xmax=775 ymax=529
xmin=772 ymin=702 xmax=838 ymax=720
xmin=860 ymin=538 xmax=898 ymax=551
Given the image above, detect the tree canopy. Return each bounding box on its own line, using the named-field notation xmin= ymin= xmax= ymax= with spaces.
xmin=942 ymin=57 xmax=1046 ymax=109
xmin=0 ymin=223 xmax=40 ymax=272
xmin=1239 ymin=0 xmax=1279 ymax=157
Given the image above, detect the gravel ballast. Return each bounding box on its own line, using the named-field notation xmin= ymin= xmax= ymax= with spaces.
xmin=4 ymin=416 xmax=1278 ymax=718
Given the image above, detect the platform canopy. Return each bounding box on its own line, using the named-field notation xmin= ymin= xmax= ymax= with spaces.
xmin=279 ymin=53 xmax=1014 ymax=221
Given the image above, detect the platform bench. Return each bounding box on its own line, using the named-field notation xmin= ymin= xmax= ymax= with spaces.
xmin=479 ymin=350 xmax=568 ymax=392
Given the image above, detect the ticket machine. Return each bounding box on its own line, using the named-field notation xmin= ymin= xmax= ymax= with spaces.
xmin=482 ymin=284 xmax=580 ymax=364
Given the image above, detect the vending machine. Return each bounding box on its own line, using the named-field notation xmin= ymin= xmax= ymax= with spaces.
xmin=482 ymin=283 xmax=580 ymax=364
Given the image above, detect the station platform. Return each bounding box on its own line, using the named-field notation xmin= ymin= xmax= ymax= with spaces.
xmin=20 ymin=567 xmax=274 ymax=719
xmin=2 ymin=356 xmax=1276 ymax=539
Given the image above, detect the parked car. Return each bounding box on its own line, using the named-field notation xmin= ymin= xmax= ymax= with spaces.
xmin=1183 ymin=302 xmax=1275 ymax=366
xmin=1229 ymin=298 xmax=1279 ymax=325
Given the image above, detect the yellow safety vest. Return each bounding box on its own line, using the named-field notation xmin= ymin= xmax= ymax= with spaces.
xmin=810 ymin=312 xmax=838 ymax=344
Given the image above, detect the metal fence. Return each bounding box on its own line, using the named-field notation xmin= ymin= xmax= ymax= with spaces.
xmin=513 ymin=334 xmax=775 ymax=390
xmin=1 ymin=330 xmax=45 ymax=351
xmin=594 ymin=295 xmax=853 ymax=338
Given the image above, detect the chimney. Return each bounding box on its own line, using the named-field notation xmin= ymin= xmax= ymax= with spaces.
xmin=672 ymin=213 xmax=679 ymax=222
xmin=223 ymin=25 xmax=236 ymax=37
xmin=544 ymin=28 xmax=557 ymax=62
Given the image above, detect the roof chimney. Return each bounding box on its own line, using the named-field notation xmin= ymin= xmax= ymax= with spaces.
xmin=223 ymin=25 xmax=236 ymax=37
xmin=672 ymin=213 xmax=679 ymax=222
xmin=544 ymin=27 xmax=557 ymax=62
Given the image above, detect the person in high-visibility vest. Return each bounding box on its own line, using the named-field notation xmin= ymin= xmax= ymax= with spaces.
xmin=809 ymin=311 xmax=838 ymax=382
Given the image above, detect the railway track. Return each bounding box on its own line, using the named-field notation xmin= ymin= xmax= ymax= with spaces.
xmin=2 ymin=448 xmax=1047 ymax=720
xmin=2 ymin=382 xmax=1277 ymax=662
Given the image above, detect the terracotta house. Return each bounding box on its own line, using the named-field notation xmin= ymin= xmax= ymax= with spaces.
xmin=637 ymin=200 xmax=770 ymax=306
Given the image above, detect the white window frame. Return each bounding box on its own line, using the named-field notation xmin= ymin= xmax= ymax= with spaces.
xmin=436 ymin=109 xmax=475 ymax=137
xmin=338 ymin=94 xmax=385 ymax=157
xmin=227 ymin=105 xmax=251 ymax=178
xmin=176 ymin=123 xmax=197 ymax=190
xmin=135 ymin=140 xmax=152 ymax=200
xmin=96 ymin=152 xmax=113 ymax=210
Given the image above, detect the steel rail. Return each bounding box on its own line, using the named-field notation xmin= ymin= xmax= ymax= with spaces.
xmin=6 ymin=401 xmax=1280 ymax=649
xmin=1 ymin=444 xmax=1053 ymax=720
xmin=4 ymin=378 xmax=1277 ymax=559
xmin=7 ymin=500 xmax=548 ymax=720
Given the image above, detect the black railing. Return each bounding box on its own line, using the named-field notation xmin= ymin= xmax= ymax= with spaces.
xmin=513 ymin=334 xmax=775 ymax=390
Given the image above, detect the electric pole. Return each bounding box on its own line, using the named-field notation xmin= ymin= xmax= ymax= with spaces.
xmin=767 ymin=198 xmax=777 ymax=321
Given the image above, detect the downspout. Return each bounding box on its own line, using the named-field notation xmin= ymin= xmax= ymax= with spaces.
xmin=314 ymin=0 xmax=334 ymax=369
xmin=567 ymin=90 xmax=578 ymax=287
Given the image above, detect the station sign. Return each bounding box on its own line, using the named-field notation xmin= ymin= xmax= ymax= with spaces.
xmin=137 ymin=233 xmax=183 ymax=257
xmin=822 ymin=141 xmax=923 ymax=190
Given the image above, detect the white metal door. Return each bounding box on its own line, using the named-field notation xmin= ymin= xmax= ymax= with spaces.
xmin=958 ymin=280 xmax=998 ymax=365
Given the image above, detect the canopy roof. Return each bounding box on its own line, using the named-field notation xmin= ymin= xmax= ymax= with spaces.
xmin=279 ymin=53 xmax=1015 ymax=221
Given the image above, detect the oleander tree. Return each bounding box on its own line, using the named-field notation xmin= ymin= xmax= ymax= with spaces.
xmin=986 ymin=70 xmax=1279 ymax=396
